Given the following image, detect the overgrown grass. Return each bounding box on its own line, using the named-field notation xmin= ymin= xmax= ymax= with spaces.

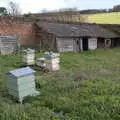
xmin=84 ymin=12 xmax=120 ymax=24
xmin=0 ymin=48 xmax=120 ymax=120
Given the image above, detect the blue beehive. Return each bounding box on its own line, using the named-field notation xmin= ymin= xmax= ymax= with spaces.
xmin=7 ymin=67 xmax=39 ymax=103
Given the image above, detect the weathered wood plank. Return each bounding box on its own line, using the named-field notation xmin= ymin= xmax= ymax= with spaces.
xmin=56 ymin=38 xmax=74 ymax=52
xmin=0 ymin=35 xmax=19 ymax=55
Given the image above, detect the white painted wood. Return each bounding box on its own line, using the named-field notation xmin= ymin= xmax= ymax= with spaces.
xmin=88 ymin=38 xmax=97 ymax=50
xmin=22 ymin=49 xmax=35 ymax=65
xmin=36 ymin=58 xmax=46 ymax=67
xmin=80 ymin=38 xmax=83 ymax=52
xmin=44 ymin=52 xmax=60 ymax=71
xmin=45 ymin=58 xmax=60 ymax=71
xmin=74 ymin=39 xmax=79 ymax=52
xmin=73 ymin=39 xmax=77 ymax=52
xmin=46 ymin=63 xmax=60 ymax=71
xmin=45 ymin=58 xmax=60 ymax=64
xmin=56 ymin=38 xmax=74 ymax=52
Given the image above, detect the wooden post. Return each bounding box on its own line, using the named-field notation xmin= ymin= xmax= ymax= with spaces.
xmin=17 ymin=35 xmax=21 ymax=53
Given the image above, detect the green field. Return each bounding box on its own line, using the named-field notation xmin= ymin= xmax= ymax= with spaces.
xmin=84 ymin=12 xmax=120 ymax=24
xmin=0 ymin=49 xmax=120 ymax=120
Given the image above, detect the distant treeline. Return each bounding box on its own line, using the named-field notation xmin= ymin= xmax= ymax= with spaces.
xmin=79 ymin=5 xmax=120 ymax=14
xmin=79 ymin=9 xmax=112 ymax=14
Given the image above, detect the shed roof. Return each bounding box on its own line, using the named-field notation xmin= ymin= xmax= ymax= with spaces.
xmin=100 ymin=24 xmax=120 ymax=35
xmin=36 ymin=22 xmax=119 ymax=38
xmin=8 ymin=67 xmax=36 ymax=77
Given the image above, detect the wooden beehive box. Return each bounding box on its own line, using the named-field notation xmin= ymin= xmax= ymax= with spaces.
xmin=44 ymin=52 xmax=60 ymax=71
xmin=7 ymin=67 xmax=39 ymax=103
xmin=36 ymin=58 xmax=46 ymax=67
xmin=22 ymin=48 xmax=35 ymax=65
xmin=45 ymin=63 xmax=60 ymax=71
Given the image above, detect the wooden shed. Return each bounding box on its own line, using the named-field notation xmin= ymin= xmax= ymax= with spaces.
xmin=7 ymin=67 xmax=39 ymax=103
xmin=36 ymin=22 xmax=120 ymax=52
xmin=100 ymin=24 xmax=120 ymax=48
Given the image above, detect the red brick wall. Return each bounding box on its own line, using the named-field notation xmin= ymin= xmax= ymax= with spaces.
xmin=0 ymin=17 xmax=36 ymax=47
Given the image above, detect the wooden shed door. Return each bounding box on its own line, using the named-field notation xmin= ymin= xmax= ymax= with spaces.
xmin=74 ymin=38 xmax=83 ymax=52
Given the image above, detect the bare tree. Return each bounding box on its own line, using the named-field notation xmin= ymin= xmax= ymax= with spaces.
xmin=8 ymin=1 xmax=21 ymax=16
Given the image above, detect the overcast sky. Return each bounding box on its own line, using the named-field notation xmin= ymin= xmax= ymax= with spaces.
xmin=0 ymin=0 xmax=120 ymax=13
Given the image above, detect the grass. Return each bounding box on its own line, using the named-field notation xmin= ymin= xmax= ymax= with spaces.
xmin=84 ymin=12 xmax=120 ymax=24
xmin=0 ymin=48 xmax=120 ymax=120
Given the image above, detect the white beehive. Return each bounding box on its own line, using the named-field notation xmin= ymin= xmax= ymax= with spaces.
xmin=44 ymin=52 xmax=60 ymax=71
xmin=45 ymin=63 xmax=60 ymax=71
xmin=7 ymin=67 xmax=39 ymax=103
xmin=36 ymin=57 xmax=46 ymax=67
xmin=22 ymin=48 xmax=35 ymax=65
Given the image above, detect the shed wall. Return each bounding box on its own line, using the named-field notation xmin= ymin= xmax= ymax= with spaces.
xmin=56 ymin=38 xmax=74 ymax=52
xmin=112 ymin=38 xmax=120 ymax=47
xmin=97 ymin=38 xmax=105 ymax=48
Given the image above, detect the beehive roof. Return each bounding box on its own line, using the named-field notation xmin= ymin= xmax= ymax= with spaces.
xmin=8 ymin=67 xmax=35 ymax=77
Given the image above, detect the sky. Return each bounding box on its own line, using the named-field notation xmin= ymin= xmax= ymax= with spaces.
xmin=0 ymin=0 xmax=120 ymax=13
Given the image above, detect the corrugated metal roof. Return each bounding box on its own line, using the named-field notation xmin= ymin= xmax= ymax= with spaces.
xmin=9 ymin=67 xmax=36 ymax=77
